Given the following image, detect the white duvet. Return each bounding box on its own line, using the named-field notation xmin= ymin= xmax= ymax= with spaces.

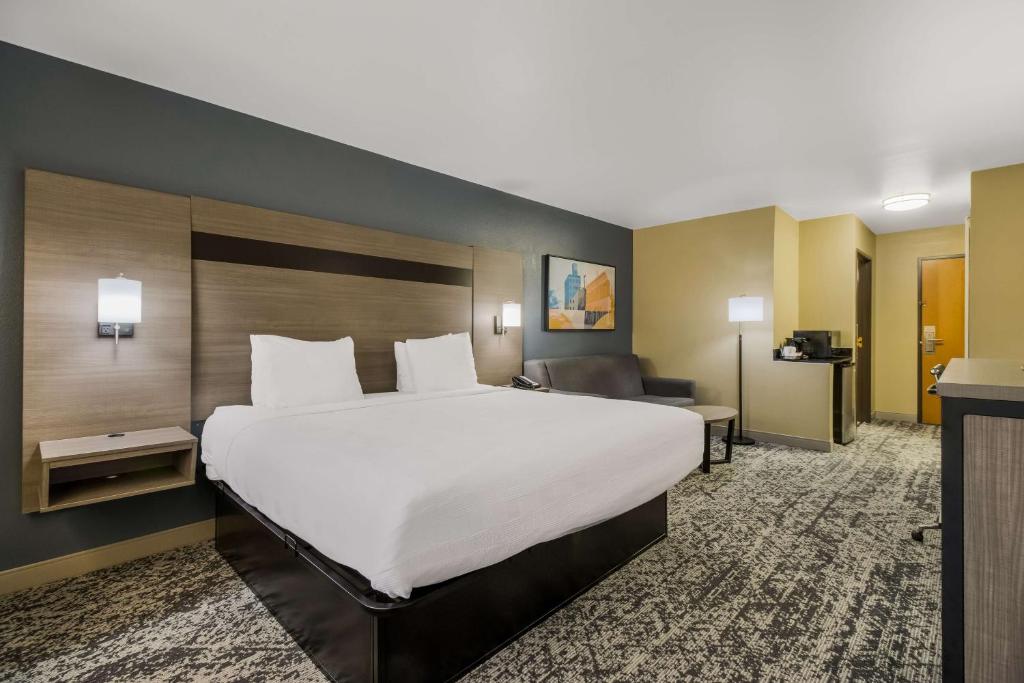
xmin=201 ymin=386 xmax=703 ymax=598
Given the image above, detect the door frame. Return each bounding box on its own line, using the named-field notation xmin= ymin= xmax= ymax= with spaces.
xmin=856 ymin=251 xmax=873 ymax=424
xmin=916 ymin=254 xmax=966 ymax=423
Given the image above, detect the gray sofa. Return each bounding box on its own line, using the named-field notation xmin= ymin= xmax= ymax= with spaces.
xmin=523 ymin=354 xmax=696 ymax=407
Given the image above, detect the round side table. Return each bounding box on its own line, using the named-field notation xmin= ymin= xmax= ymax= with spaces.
xmin=686 ymin=405 xmax=738 ymax=473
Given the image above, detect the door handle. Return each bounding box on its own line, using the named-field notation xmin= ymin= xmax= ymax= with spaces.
xmin=856 ymin=336 xmax=864 ymax=349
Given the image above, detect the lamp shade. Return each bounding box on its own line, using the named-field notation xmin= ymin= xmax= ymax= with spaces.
xmin=728 ymin=296 xmax=763 ymax=323
xmin=98 ymin=275 xmax=142 ymax=323
xmin=502 ymin=301 xmax=521 ymax=328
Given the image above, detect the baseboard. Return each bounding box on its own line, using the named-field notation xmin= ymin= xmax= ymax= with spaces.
xmin=872 ymin=411 xmax=918 ymax=423
xmin=0 ymin=519 xmax=214 ymax=596
xmin=709 ymin=424 xmax=832 ymax=452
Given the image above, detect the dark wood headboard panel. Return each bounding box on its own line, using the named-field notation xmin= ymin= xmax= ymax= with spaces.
xmin=191 ymin=197 xmax=473 ymax=419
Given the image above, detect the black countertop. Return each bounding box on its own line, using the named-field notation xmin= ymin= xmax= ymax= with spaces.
xmin=773 ymin=347 xmax=854 ymax=365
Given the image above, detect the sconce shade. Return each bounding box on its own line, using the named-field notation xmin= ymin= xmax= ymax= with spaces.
xmin=98 ymin=276 xmax=142 ymax=323
xmin=502 ymin=301 xmax=521 ymax=328
xmin=728 ymin=296 xmax=763 ymax=323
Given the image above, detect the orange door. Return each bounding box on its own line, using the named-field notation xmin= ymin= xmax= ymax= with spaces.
xmin=919 ymin=256 xmax=965 ymax=424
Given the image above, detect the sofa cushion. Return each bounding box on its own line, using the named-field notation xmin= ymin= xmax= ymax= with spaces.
xmin=624 ymin=394 xmax=696 ymax=408
xmin=543 ymin=354 xmax=645 ymax=399
xmin=549 ymin=389 xmax=608 ymax=398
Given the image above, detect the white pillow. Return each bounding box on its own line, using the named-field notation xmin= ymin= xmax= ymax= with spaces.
xmin=394 ymin=341 xmax=416 ymax=392
xmin=404 ymin=332 xmax=477 ymax=392
xmin=250 ymin=335 xmax=363 ymax=408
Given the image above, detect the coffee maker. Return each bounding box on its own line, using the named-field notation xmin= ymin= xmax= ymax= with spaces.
xmin=781 ymin=336 xmax=811 ymax=359
xmin=794 ymin=330 xmax=843 ymax=359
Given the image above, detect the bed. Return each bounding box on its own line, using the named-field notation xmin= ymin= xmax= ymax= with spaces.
xmin=186 ymin=198 xmax=704 ymax=681
xmin=202 ymin=385 xmax=703 ymax=681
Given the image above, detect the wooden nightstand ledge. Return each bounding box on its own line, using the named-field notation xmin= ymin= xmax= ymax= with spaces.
xmin=38 ymin=427 xmax=197 ymax=513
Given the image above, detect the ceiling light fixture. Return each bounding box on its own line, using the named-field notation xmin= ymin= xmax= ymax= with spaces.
xmin=882 ymin=193 xmax=930 ymax=212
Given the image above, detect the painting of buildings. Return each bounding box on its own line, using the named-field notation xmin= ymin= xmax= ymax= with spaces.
xmin=545 ymin=255 xmax=615 ymax=330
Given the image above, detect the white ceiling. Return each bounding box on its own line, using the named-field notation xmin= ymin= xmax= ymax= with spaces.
xmin=3 ymin=1 xmax=1024 ymax=233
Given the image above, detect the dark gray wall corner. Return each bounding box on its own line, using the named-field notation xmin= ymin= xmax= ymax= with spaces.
xmin=0 ymin=41 xmax=633 ymax=570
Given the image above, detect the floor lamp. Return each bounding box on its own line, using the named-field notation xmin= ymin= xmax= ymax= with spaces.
xmin=726 ymin=295 xmax=763 ymax=446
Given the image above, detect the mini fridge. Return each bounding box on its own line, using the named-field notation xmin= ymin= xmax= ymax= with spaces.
xmin=833 ymin=361 xmax=856 ymax=444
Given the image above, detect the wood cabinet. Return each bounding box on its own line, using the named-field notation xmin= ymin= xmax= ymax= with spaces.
xmin=964 ymin=415 xmax=1024 ymax=682
xmin=938 ymin=359 xmax=1024 ymax=682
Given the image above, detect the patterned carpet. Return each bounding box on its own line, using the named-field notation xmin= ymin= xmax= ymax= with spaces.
xmin=0 ymin=421 xmax=942 ymax=682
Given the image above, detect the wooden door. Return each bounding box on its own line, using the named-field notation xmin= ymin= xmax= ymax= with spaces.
xmin=856 ymin=254 xmax=872 ymax=423
xmin=918 ymin=256 xmax=965 ymax=424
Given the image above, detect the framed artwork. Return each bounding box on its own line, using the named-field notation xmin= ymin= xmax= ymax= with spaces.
xmin=544 ymin=255 xmax=616 ymax=330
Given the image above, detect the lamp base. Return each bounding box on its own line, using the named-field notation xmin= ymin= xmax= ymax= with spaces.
xmin=723 ymin=434 xmax=756 ymax=446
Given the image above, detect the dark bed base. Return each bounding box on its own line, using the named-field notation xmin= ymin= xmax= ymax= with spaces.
xmin=214 ymin=482 xmax=667 ymax=682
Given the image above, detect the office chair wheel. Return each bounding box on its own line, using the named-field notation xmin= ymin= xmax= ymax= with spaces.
xmin=911 ymin=519 xmax=941 ymax=542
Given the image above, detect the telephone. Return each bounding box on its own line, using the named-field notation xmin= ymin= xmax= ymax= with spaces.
xmin=511 ymin=375 xmax=542 ymax=390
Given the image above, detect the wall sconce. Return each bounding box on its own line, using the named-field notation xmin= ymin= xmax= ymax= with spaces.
xmin=98 ymin=274 xmax=142 ymax=344
xmin=495 ymin=301 xmax=521 ymax=335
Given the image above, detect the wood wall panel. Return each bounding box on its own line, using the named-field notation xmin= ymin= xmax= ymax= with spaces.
xmin=965 ymin=414 xmax=1024 ymax=682
xmin=22 ymin=170 xmax=192 ymax=513
xmin=190 ymin=197 xmax=475 ymax=418
xmin=472 ymin=247 xmax=523 ymax=386
xmin=192 ymin=262 xmax=472 ymax=419
xmin=191 ymin=197 xmax=472 ymax=269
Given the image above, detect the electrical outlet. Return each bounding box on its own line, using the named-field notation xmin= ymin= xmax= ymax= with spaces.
xmin=97 ymin=323 xmax=134 ymax=338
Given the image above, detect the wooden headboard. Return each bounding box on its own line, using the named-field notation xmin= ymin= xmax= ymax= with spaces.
xmin=22 ymin=170 xmax=192 ymax=513
xmin=190 ymin=197 xmax=480 ymax=419
xmin=22 ymin=170 xmax=523 ymax=510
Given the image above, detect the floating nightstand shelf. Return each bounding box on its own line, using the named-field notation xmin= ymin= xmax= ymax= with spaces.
xmin=38 ymin=427 xmax=197 ymax=513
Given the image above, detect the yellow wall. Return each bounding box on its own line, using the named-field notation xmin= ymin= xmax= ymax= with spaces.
xmin=969 ymin=163 xmax=1024 ymax=359
xmin=874 ymin=225 xmax=965 ymax=417
xmin=855 ymin=217 xmax=877 ymax=261
xmin=773 ymin=207 xmax=800 ymax=345
xmin=798 ymin=214 xmax=870 ymax=347
xmin=634 ymin=207 xmax=832 ymax=445
xmin=797 ymin=213 xmax=875 ymax=412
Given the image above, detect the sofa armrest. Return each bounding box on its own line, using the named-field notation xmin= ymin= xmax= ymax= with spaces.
xmin=641 ymin=376 xmax=695 ymax=398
